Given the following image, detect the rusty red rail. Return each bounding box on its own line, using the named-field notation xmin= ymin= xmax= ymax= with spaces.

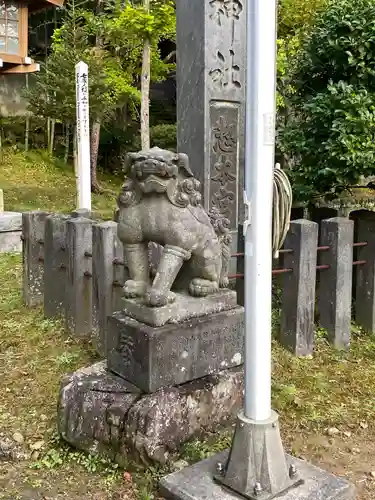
xmin=229 ymin=259 xmax=367 ymax=279
xmin=230 ymin=241 xmax=367 ymax=259
xmin=272 ymin=268 xmax=293 ymax=275
xmin=229 ymin=268 xmax=293 ymax=279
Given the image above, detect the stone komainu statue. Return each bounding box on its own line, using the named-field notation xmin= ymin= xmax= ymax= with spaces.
xmin=117 ymin=147 xmax=232 ymax=308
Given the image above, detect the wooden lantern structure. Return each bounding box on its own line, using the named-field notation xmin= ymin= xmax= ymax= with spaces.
xmin=0 ymin=0 xmax=63 ymax=73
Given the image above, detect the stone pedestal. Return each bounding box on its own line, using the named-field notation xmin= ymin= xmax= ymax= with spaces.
xmin=0 ymin=211 xmax=22 ymax=253
xmin=122 ymin=290 xmax=238 ymax=327
xmin=107 ymin=302 xmax=244 ymax=393
xmin=58 ymin=361 xmax=244 ymax=464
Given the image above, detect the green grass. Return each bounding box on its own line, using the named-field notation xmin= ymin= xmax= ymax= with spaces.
xmin=0 ymin=148 xmax=121 ymax=218
xmin=1 ymin=149 xmax=375 ymax=498
xmin=0 ymin=151 xmax=131 ymax=498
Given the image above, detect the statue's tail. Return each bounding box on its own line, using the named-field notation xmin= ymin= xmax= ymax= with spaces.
xmin=272 ymin=164 xmax=293 ymax=258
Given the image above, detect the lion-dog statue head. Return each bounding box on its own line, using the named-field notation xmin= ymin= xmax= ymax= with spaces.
xmin=117 ymin=147 xmax=203 ymax=209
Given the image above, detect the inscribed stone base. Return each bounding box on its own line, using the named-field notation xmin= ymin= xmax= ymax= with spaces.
xmin=160 ymin=451 xmax=355 ymax=500
xmin=107 ymin=306 xmax=244 ymax=393
xmin=0 ymin=212 xmax=22 ymax=253
xmin=122 ymin=290 xmax=238 ymax=327
xmin=57 ymin=361 xmax=244 ymax=465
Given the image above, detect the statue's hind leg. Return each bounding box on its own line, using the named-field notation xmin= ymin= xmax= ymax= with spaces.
xmin=188 ymin=260 xmax=220 ymax=297
xmin=189 ymin=278 xmax=219 ymax=297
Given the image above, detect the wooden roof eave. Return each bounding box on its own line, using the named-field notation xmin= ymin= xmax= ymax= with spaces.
xmin=27 ymin=0 xmax=64 ymax=14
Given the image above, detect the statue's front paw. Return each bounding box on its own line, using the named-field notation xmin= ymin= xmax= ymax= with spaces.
xmin=189 ymin=278 xmax=219 ymax=297
xmin=123 ymin=280 xmax=148 ymax=298
xmin=144 ymin=289 xmax=175 ymax=308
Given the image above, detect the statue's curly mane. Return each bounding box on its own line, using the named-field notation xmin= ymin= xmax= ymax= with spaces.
xmin=168 ymin=177 xmax=202 ymax=208
xmin=117 ymin=178 xmax=141 ymax=208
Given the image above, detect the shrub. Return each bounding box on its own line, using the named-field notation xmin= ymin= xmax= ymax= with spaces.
xmin=294 ymin=0 xmax=375 ymax=98
xmin=132 ymin=123 xmax=177 ymax=152
xmin=278 ymin=0 xmax=375 ymax=202
xmin=150 ymin=123 xmax=176 ymax=151
xmin=279 ymin=82 xmax=375 ymax=202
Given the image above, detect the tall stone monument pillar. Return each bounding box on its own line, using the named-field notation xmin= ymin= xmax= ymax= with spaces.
xmin=176 ymin=0 xmax=246 ymax=254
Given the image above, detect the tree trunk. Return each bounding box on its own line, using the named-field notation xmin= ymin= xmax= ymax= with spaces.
xmin=47 ymin=117 xmax=51 ymax=150
xmin=49 ymin=119 xmax=55 ymax=155
xmin=90 ymin=120 xmax=102 ymax=193
xmin=89 ymin=0 xmax=104 ymax=194
xmin=25 ymin=116 xmax=30 ymax=152
xmin=0 ymin=126 xmax=3 ymax=159
xmin=25 ymin=74 xmax=29 ymax=151
xmin=141 ymin=0 xmax=151 ymax=150
xmin=64 ymin=124 xmax=70 ymax=164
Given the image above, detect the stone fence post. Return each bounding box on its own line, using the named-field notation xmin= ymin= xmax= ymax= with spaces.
xmin=44 ymin=214 xmax=70 ymax=319
xmin=280 ymin=220 xmax=318 ymax=356
xmin=355 ymin=213 xmax=375 ymax=332
xmin=22 ymin=211 xmax=49 ymax=306
xmin=318 ymin=218 xmax=354 ymax=349
xmin=65 ymin=217 xmax=93 ymax=337
xmin=92 ymin=221 xmax=126 ymax=357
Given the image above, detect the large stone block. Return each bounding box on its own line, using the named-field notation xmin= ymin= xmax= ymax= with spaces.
xmin=92 ymin=221 xmax=126 ymax=357
xmin=280 ymin=220 xmax=318 ymax=356
xmin=0 ymin=211 xmax=22 ymax=253
xmin=43 ymin=214 xmax=70 ymax=319
xmin=58 ymin=361 xmax=244 ymax=464
xmin=0 ymin=211 xmax=22 ymax=232
xmin=318 ymin=218 xmax=354 ymax=349
xmin=0 ymin=230 xmax=22 ymax=253
xmin=107 ymin=306 xmax=244 ymax=393
xmin=65 ymin=217 xmax=93 ymax=337
xmin=22 ymin=211 xmax=49 ymax=306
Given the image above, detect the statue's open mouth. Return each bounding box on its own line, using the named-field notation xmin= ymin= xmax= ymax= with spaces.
xmin=140 ymin=175 xmax=168 ymax=194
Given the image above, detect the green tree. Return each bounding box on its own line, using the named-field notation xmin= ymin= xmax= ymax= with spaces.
xmin=279 ymin=82 xmax=375 ymax=201
xmin=278 ymin=0 xmax=327 ymax=39
xmin=278 ymin=0 xmax=375 ymax=202
xmin=105 ymin=0 xmax=175 ymax=148
xmin=276 ymin=0 xmax=327 ymax=113
xmin=26 ymin=3 xmax=133 ymax=175
xmin=26 ymin=0 xmax=175 ymax=190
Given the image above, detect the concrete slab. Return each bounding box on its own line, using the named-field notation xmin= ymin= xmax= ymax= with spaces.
xmin=0 ymin=211 xmax=22 ymax=232
xmin=0 ymin=230 xmax=22 ymax=253
xmin=160 ymin=450 xmax=356 ymax=500
xmin=0 ymin=211 xmax=22 ymax=253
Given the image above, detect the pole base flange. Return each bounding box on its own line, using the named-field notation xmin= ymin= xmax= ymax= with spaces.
xmin=214 ymin=411 xmax=302 ymax=500
xmin=160 ymin=450 xmax=356 ymax=500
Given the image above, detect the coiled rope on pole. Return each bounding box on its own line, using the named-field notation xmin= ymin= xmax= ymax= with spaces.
xmin=272 ymin=163 xmax=293 ymax=258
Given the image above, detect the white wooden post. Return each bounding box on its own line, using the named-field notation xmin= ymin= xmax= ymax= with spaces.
xmin=75 ymin=61 xmax=91 ymax=211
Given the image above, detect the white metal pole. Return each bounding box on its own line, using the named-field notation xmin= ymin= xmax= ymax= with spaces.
xmin=244 ymin=0 xmax=277 ymax=421
xmin=75 ymin=61 xmax=91 ymax=211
